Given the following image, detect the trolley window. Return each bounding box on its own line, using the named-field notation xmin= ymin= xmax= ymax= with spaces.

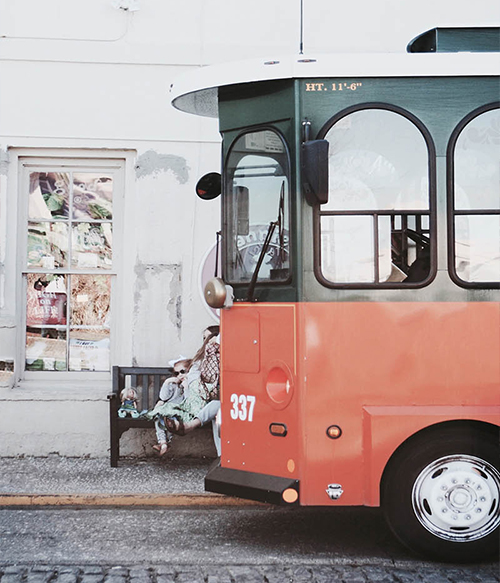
xmin=450 ymin=106 xmax=500 ymax=287
xmin=317 ymin=107 xmax=435 ymax=287
xmin=225 ymin=129 xmax=290 ymax=285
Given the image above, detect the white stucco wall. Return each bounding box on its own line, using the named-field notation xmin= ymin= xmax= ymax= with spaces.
xmin=0 ymin=0 xmax=498 ymax=457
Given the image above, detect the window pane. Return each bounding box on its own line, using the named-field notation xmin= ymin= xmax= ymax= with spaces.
xmin=71 ymin=274 xmax=111 ymax=326
xmin=324 ymin=110 xmax=429 ymax=211
xmin=26 ymin=328 xmax=67 ymax=371
xmin=455 ymin=109 xmax=500 ymax=210
xmin=321 ymin=213 xmax=430 ymax=284
xmin=69 ymin=328 xmax=110 ymax=371
xmin=29 ymin=172 xmax=70 ymax=219
xmin=71 ymin=223 xmax=112 ymax=269
xmin=455 ymin=215 xmax=500 ymax=282
xmin=225 ymin=130 xmax=290 ymax=284
xmin=321 ymin=216 xmax=374 ymax=282
xmin=72 ymin=173 xmax=113 ymax=220
xmin=26 ymin=274 xmax=67 ymax=326
xmin=27 ymin=222 xmax=68 ymax=269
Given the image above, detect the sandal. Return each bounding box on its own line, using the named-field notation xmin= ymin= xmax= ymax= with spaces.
xmin=165 ymin=416 xmax=185 ymax=436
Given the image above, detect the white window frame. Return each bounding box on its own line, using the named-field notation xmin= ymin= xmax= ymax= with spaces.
xmin=10 ymin=149 xmax=134 ymax=385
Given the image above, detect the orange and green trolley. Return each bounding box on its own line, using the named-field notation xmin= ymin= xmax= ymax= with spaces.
xmin=171 ymin=27 xmax=500 ymax=562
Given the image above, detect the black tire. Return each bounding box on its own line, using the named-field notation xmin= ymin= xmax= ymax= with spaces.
xmin=381 ymin=423 xmax=500 ymax=562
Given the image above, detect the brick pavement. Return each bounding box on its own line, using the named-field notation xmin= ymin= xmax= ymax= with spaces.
xmin=0 ymin=564 xmax=498 ymax=583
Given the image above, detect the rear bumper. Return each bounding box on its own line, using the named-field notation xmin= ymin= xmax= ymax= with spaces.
xmin=205 ymin=459 xmax=300 ymax=506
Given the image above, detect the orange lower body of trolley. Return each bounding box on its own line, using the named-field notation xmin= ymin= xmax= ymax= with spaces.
xmin=206 ymin=301 xmax=500 ymax=508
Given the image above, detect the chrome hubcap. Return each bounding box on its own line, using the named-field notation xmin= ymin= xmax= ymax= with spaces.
xmin=412 ymin=455 xmax=500 ymax=542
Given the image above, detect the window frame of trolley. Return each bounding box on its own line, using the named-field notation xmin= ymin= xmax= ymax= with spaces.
xmin=218 ymin=80 xmax=300 ymax=304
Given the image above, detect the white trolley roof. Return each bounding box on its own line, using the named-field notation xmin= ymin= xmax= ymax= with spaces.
xmin=170 ymin=51 xmax=500 ymax=119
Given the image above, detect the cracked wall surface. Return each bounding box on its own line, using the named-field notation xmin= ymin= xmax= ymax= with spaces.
xmin=135 ymin=150 xmax=189 ymax=183
xmin=132 ymin=262 xmax=182 ymax=366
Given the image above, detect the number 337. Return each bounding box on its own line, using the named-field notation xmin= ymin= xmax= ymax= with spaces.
xmin=230 ymin=394 xmax=256 ymax=422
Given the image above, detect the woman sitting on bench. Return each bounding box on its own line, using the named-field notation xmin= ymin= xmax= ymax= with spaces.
xmin=143 ymin=326 xmax=220 ymax=444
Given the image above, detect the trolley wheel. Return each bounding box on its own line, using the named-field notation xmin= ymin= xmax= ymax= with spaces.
xmin=381 ymin=424 xmax=500 ymax=562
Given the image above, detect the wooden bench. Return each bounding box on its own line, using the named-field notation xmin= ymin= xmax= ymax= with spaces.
xmin=108 ymin=365 xmax=173 ymax=467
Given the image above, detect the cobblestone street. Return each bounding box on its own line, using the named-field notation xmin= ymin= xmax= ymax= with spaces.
xmin=0 ymin=564 xmax=498 ymax=583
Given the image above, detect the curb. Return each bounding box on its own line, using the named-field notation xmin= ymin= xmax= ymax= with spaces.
xmin=0 ymin=493 xmax=264 ymax=507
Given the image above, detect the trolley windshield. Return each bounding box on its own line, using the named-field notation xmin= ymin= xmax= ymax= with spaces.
xmin=224 ymin=129 xmax=290 ymax=285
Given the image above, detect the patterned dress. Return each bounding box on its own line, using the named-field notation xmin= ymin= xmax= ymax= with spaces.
xmin=144 ymin=340 xmax=220 ymax=424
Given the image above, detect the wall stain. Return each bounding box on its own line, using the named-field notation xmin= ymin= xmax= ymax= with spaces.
xmin=0 ymin=150 xmax=9 ymax=175
xmin=132 ymin=261 xmax=182 ymax=366
xmin=135 ymin=150 xmax=189 ymax=183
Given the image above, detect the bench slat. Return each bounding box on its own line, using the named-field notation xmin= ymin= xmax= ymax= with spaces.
xmin=141 ymin=374 xmax=149 ymax=411
xmin=153 ymin=375 xmax=161 ymax=404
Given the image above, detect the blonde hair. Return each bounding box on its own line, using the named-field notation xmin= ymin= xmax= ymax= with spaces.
xmin=120 ymin=387 xmax=137 ymax=402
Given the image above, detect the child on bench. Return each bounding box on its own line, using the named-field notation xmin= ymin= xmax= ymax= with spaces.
xmin=152 ymin=357 xmax=192 ymax=456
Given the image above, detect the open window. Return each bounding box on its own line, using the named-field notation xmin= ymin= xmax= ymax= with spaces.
xmin=316 ymin=106 xmax=435 ymax=287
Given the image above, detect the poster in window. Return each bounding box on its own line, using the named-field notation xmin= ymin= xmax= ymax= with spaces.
xmin=26 ymin=274 xmax=67 ymax=326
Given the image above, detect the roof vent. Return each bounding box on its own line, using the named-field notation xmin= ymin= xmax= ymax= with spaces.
xmin=407 ymin=27 xmax=500 ymax=53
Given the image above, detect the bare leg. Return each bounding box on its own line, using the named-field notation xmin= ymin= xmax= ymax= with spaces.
xmin=183 ymin=418 xmax=202 ymax=433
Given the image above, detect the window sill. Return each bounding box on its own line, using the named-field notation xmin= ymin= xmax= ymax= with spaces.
xmin=0 ymin=381 xmax=111 ymax=401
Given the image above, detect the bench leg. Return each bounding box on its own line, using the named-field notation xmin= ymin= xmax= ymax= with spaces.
xmin=110 ymin=425 xmax=120 ymax=467
xmin=109 ymin=401 xmax=120 ymax=467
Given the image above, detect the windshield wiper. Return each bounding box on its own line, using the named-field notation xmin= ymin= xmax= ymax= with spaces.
xmin=245 ymin=220 xmax=278 ymax=302
xmin=245 ymin=181 xmax=285 ymax=302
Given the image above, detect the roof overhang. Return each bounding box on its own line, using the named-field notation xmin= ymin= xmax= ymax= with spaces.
xmin=170 ymin=52 xmax=500 ymax=118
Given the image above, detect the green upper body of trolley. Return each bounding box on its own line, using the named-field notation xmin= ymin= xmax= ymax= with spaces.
xmin=217 ymin=76 xmax=499 ymax=305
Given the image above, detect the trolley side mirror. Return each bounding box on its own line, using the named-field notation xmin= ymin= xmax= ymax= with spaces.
xmin=196 ymin=172 xmax=221 ymax=200
xmin=301 ymin=140 xmax=329 ymax=206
